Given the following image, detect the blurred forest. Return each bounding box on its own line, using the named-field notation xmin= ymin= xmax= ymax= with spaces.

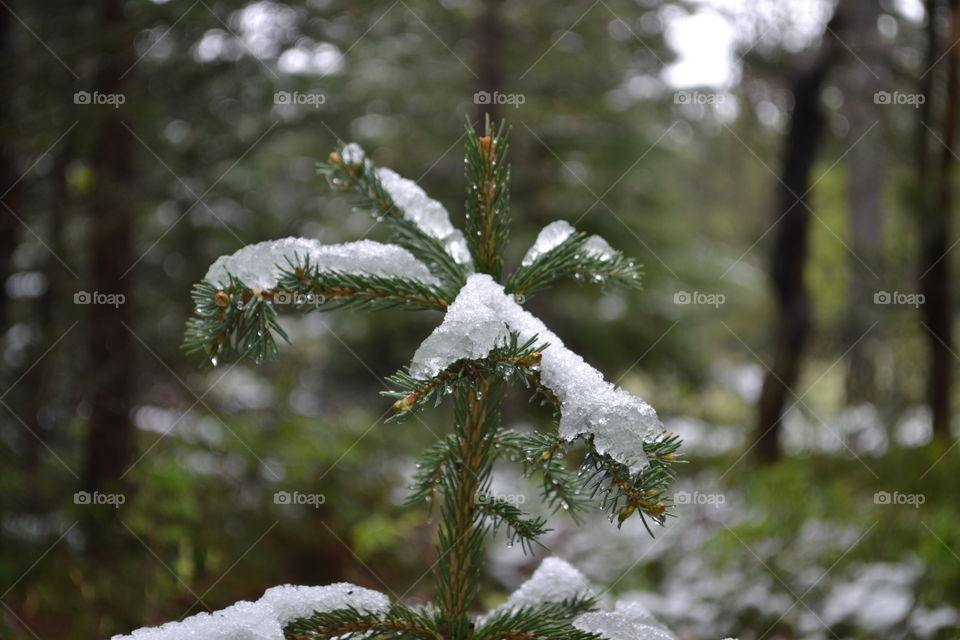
xmin=1 ymin=0 xmax=959 ymax=638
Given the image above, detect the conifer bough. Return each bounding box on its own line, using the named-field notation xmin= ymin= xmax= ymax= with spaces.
xmin=125 ymin=120 xmax=684 ymax=640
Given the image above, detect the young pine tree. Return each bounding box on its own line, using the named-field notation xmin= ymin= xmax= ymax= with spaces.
xmin=179 ymin=119 xmax=681 ymax=640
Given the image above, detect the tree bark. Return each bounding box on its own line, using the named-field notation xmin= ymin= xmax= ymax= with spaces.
xmin=83 ymin=0 xmax=136 ymax=530
xmin=475 ymin=0 xmax=503 ymax=124
xmin=0 ymin=7 xmax=18 ymax=334
xmin=918 ymin=0 xmax=956 ymax=436
xmin=756 ymin=11 xmax=845 ymax=463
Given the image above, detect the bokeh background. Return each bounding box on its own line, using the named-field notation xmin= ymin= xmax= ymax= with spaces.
xmin=2 ymin=0 xmax=959 ymax=638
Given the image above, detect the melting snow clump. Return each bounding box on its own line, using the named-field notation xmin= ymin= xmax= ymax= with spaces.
xmin=521 ymin=220 xmax=618 ymax=265
xmin=521 ymin=220 xmax=576 ymax=265
xmin=110 ymin=583 xmax=389 ymax=640
xmin=204 ymin=237 xmax=440 ymax=290
xmin=375 ymin=166 xmax=473 ymax=266
xmin=495 ymin=556 xmax=593 ymax=613
xmin=409 ymin=274 xmax=663 ymax=471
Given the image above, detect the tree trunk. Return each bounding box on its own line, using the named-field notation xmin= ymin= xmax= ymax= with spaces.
xmin=82 ymin=0 xmax=136 ymax=542
xmin=475 ymin=0 xmax=503 ymax=124
xmin=919 ymin=0 xmax=956 ymax=437
xmin=0 ymin=7 xmax=18 ymax=334
xmin=756 ymin=11 xmax=845 ymax=463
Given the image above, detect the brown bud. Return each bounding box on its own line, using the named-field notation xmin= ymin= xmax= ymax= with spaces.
xmin=618 ymin=504 xmax=636 ymax=524
xmin=214 ymin=291 xmax=230 ymax=308
xmin=392 ymin=395 xmax=414 ymax=412
xmin=478 ymin=136 xmax=492 ymax=154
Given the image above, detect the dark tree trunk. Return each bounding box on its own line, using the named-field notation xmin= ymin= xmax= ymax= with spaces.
xmin=475 ymin=0 xmax=503 ymax=123
xmin=756 ymin=11 xmax=845 ymax=463
xmin=83 ymin=0 xmax=136 ymax=525
xmin=0 ymin=8 xmax=18 ymax=334
xmin=919 ymin=0 xmax=956 ymax=436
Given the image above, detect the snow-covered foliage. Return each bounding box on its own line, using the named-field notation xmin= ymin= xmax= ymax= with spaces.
xmin=110 ymin=583 xmax=388 ymax=640
xmin=520 ymin=220 xmax=616 ymax=266
xmin=376 ymin=167 xmax=473 ymax=267
xmin=410 ymin=273 xmax=663 ymax=471
xmin=486 ymin=556 xmax=593 ymax=617
xmin=204 ymin=237 xmax=440 ymax=290
xmin=338 ymin=140 xmax=472 ymax=267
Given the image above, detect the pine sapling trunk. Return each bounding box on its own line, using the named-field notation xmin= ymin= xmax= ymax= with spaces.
xmin=438 ymin=379 xmax=496 ymax=639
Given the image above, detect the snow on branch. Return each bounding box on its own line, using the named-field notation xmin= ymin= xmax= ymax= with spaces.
xmin=204 ymin=237 xmax=441 ymax=290
xmin=331 ymin=142 xmax=474 ymax=269
xmin=408 ymin=274 xmax=663 ymax=472
xmin=507 ymin=220 xmax=643 ymax=298
xmin=110 ymin=583 xmax=388 ymax=640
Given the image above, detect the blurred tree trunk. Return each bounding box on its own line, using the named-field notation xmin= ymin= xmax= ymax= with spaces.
xmin=475 ymin=0 xmax=503 ymax=123
xmin=0 ymin=8 xmax=17 ymax=334
xmin=918 ymin=0 xmax=956 ymax=436
xmin=843 ymin=0 xmax=885 ymax=404
xmin=82 ymin=0 xmax=136 ymax=540
xmin=756 ymin=10 xmax=845 ymax=463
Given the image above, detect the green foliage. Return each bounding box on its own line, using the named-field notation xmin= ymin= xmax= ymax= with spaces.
xmin=472 ymin=598 xmax=604 ymax=640
xmin=505 ymin=231 xmax=644 ymax=299
xmin=464 ymin=117 xmax=512 ymax=278
xmin=285 ymin=603 xmax=441 ymax=639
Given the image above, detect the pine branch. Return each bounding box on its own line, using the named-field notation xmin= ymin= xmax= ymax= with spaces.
xmin=319 ymin=145 xmax=467 ymax=293
xmin=384 ymin=332 xmax=547 ymax=422
xmin=183 ymin=277 xmax=287 ymax=365
xmin=277 ymin=256 xmax=451 ymax=311
xmin=406 ymin=433 xmax=460 ymax=507
xmin=285 ymin=604 xmax=442 ymax=640
xmin=495 ymin=431 xmax=591 ymax=521
xmin=475 ymin=494 xmax=550 ymax=553
xmin=183 ymin=258 xmax=450 ymax=365
xmin=473 ymin=597 xmax=603 ymax=640
xmin=435 ymin=382 xmax=501 ymax=640
xmin=505 ymin=232 xmax=644 ymax=300
xmin=582 ymin=432 xmax=683 ymax=533
xmin=464 ymin=116 xmax=511 ymax=277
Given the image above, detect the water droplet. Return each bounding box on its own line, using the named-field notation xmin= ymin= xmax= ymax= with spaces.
xmin=476 ymin=390 xmax=483 ymax=400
